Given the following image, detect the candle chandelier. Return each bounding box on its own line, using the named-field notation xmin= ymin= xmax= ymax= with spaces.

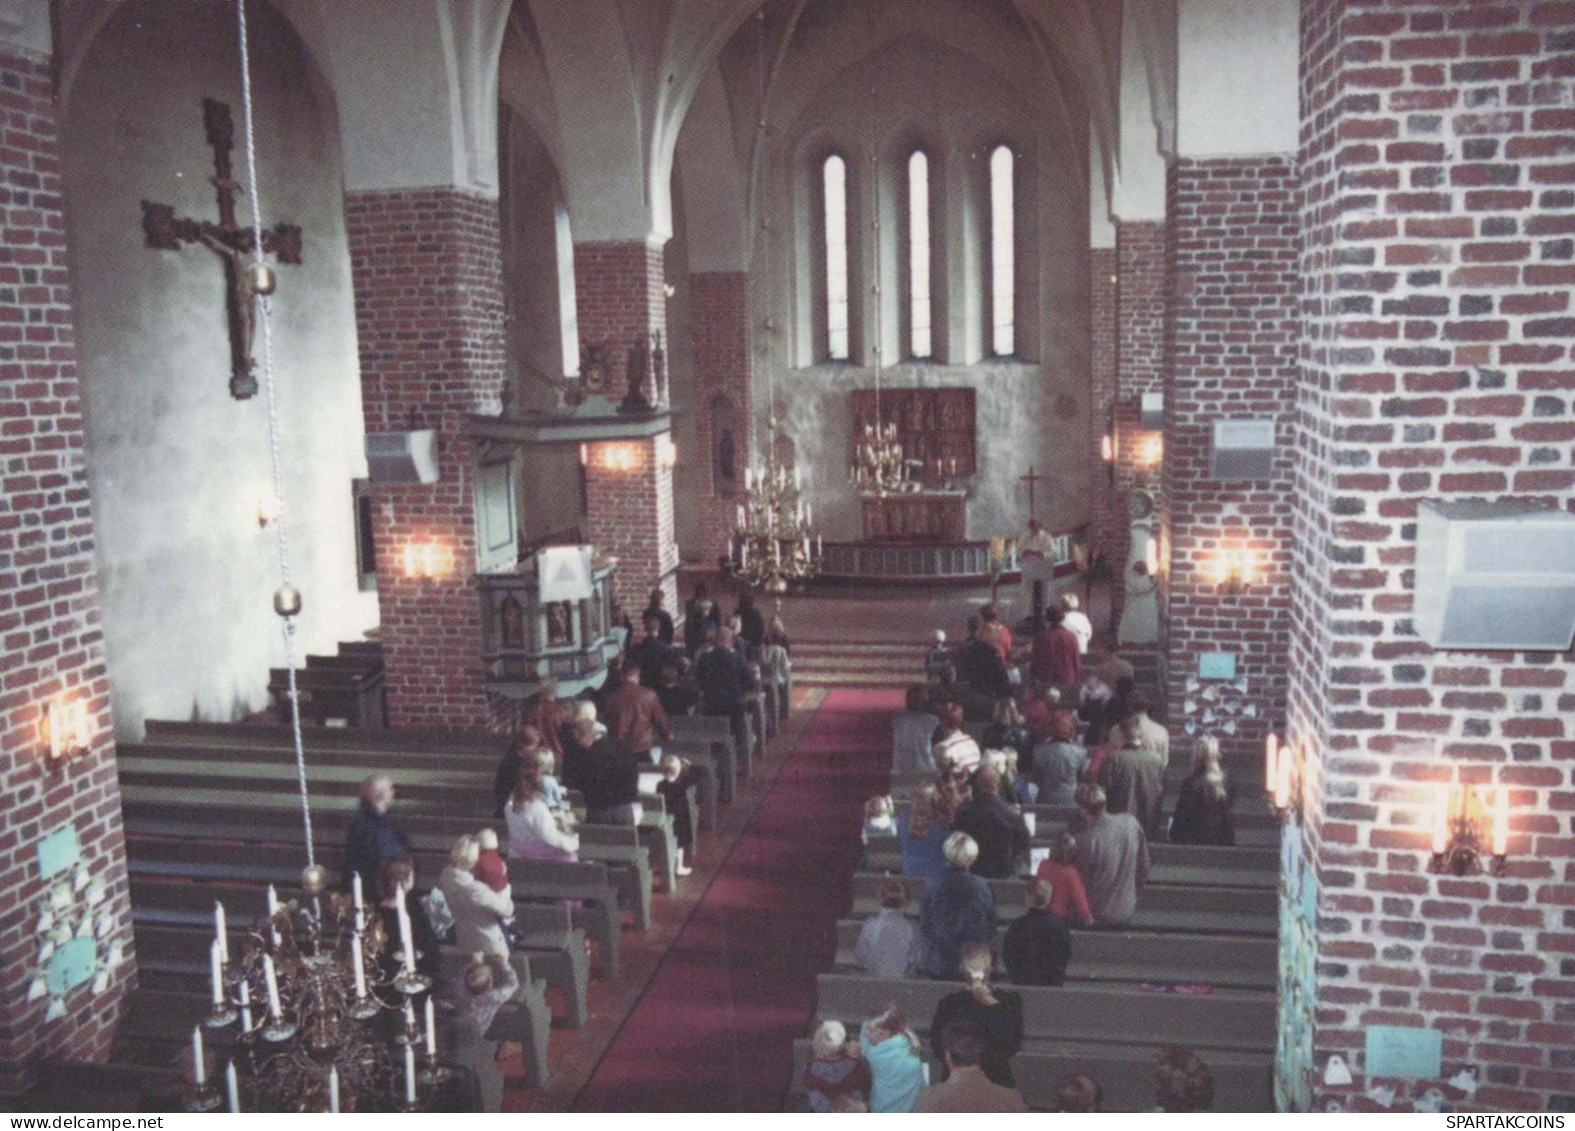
xmin=180 ymin=0 xmax=452 ymax=1112
xmin=190 ymin=875 xmax=446 ymax=1113
xmin=850 ymin=418 xmax=909 ymax=494
xmin=725 ymin=10 xmax=821 ymax=599
xmin=728 ymin=418 xmax=822 ymax=600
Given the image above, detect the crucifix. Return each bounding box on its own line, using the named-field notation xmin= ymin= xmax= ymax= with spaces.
xmin=1019 ymin=465 xmax=1044 ymax=521
xmin=141 ymin=98 xmax=303 ymax=400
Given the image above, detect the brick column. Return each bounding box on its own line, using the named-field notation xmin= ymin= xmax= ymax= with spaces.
xmin=1293 ymin=0 xmax=1575 ymax=1112
xmin=574 ymin=240 xmax=680 ymax=612
xmin=1111 ymin=221 xmax=1166 ymax=634
xmin=1090 ymin=247 xmax=1119 ymax=567
xmin=690 ymin=271 xmax=752 ymax=565
xmin=1162 ymin=157 xmax=1299 ymax=765
xmin=0 ymin=48 xmax=131 ymax=1091
xmin=345 ymin=189 xmax=504 ymax=727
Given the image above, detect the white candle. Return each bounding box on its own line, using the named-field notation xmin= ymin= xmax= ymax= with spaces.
xmin=192 ymin=1026 xmax=206 ymax=1087
xmin=225 ymin=1061 xmax=239 ymax=1113
xmin=329 ymin=1066 xmax=340 ymax=1114
xmin=238 ymin=980 xmax=252 ymax=1031
xmin=214 ymin=900 xmax=229 ymax=964
xmin=424 ymin=996 xmax=437 ymax=1057
xmin=263 ymin=954 xmax=281 ymax=1020
xmin=351 ymin=872 xmax=364 ymax=915
xmin=266 ymin=884 xmax=280 ymax=946
xmin=404 ymin=1043 xmax=417 ymax=1105
xmin=351 ymin=933 xmax=367 ymax=999
xmin=210 ymin=939 xmax=224 ymax=1006
xmin=397 ymin=899 xmax=415 ymax=974
xmin=404 ymin=998 xmax=416 ymax=1037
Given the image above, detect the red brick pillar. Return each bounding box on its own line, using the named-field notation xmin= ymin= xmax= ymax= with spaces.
xmin=0 ymin=47 xmax=131 ymax=1091
xmin=574 ymin=240 xmax=680 ymax=612
xmin=1090 ymin=248 xmax=1119 ymax=570
xmin=345 ymin=189 xmax=505 ymax=727
xmin=690 ymin=272 xmax=752 ymax=564
xmin=1111 ymin=221 xmax=1166 ymax=634
xmin=1162 ymin=157 xmax=1299 ymax=763
xmin=1292 ymin=0 xmax=1575 ymax=1112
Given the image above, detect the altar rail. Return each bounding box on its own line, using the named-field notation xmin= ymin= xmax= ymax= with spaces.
xmin=816 ymin=541 xmax=1021 ymax=585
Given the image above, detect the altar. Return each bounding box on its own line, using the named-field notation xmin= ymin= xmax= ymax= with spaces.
xmin=860 ymin=489 xmax=968 ymax=542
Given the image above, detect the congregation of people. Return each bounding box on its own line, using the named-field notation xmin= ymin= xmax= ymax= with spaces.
xmin=333 ymin=583 xmax=793 ymax=1110
xmin=818 ymin=592 xmax=1235 ymax=1112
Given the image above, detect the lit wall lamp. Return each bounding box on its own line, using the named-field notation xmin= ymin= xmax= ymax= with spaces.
xmin=1264 ymin=733 xmax=1300 ymax=822
xmin=1209 ymin=547 xmax=1258 ymax=595
xmin=656 ymin=434 xmax=678 ymax=471
xmin=400 ymin=540 xmax=453 ymax=581
xmin=1139 ymin=434 xmax=1164 ymax=468
xmin=1430 ymin=783 xmax=1508 ymax=877
xmin=1144 ymin=536 xmax=1160 ymax=578
xmin=42 ymin=698 xmax=92 ymax=764
xmin=581 ymin=442 xmax=642 ymax=473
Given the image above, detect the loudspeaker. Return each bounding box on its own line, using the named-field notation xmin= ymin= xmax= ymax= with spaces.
xmin=1414 ymin=500 xmax=1575 ymax=651
xmin=1210 ymin=419 xmax=1276 ymax=481
xmin=365 ymin=430 xmax=439 ymax=485
xmin=1140 ymin=392 xmax=1164 ymax=430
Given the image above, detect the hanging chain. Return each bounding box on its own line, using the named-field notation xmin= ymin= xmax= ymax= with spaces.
xmin=236 ymin=0 xmax=315 ymax=868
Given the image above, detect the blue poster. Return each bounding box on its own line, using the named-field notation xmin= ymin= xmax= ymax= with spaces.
xmin=36 ymin=825 xmax=80 ymax=880
xmin=1365 ymin=1026 xmax=1442 ymax=1080
xmin=1198 ymin=652 xmax=1237 ymax=681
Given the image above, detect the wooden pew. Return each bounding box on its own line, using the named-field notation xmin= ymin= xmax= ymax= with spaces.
xmin=861 ymin=836 xmax=1278 ymax=891
xmin=800 ymin=973 xmax=1275 ymax=1111
xmin=830 ymin=919 xmax=1277 ymax=990
xmin=846 ymin=873 xmax=1277 ymax=936
xmin=121 ymin=816 xmax=625 ymax=980
xmin=670 ymin=715 xmax=743 ymax=793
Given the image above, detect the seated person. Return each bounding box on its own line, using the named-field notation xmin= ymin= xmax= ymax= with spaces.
xmin=1155 ymin=1048 xmax=1215 ymax=1112
xmin=802 ymin=1020 xmax=870 ymax=1113
xmin=926 ymin=944 xmax=1025 ymax=1090
xmin=914 ymin=1019 xmax=1028 ymax=1113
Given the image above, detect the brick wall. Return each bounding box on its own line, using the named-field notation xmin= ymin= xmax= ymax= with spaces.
xmin=689 ymin=272 xmax=752 ymax=566
xmin=0 ymin=48 xmax=130 ymax=1091
xmin=1295 ymin=0 xmax=1575 ymax=1112
xmin=1112 ymin=221 xmax=1166 ymax=632
xmin=575 ymin=240 xmax=680 ymax=612
xmin=345 ymin=188 xmax=505 ymax=727
xmin=1163 ymin=156 xmax=1300 ymax=764
xmin=1090 ymin=247 xmax=1119 ymax=567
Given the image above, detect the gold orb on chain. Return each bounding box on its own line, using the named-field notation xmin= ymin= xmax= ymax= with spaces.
xmin=249 ymin=261 xmax=277 ymax=296
xmin=273 ymin=585 xmax=303 ymax=618
xmin=300 ymin=863 xmax=328 ymax=896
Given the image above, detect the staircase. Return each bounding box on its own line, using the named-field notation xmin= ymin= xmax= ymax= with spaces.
xmin=790 ymin=640 xmax=926 ymax=688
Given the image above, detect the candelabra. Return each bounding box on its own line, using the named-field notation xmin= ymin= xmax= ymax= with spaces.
xmin=187 ymin=866 xmax=448 ymax=1114
xmin=849 ymin=420 xmax=909 ymax=495
xmin=726 ymin=421 xmax=822 ymax=601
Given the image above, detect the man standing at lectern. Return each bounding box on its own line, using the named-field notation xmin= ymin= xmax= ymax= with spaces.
xmin=1020 ymin=518 xmax=1057 ymax=628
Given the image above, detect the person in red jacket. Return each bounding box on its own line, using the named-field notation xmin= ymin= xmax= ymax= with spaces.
xmin=1029 ymin=606 xmax=1082 ymax=690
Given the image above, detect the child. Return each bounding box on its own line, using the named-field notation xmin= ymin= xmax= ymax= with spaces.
xmin=534 ymin=748 xmax=568 ymax=814
xmin=862 ymin=795 xmax=895 ymax=842
xmin=473 ymin=827 xmax=509 ymax=894
xmin=923 ymin=629 xmax=950 ymax=682
xmin=802 ymin=1020 xmax=870 ymax=1113
xmin=858 ymin=1004 xmax=926 ymax=1113
xmin=1034 ymin=831 xmax=1094 ymax=927
xmin=655 ymin=753 xmax=698 ymax=876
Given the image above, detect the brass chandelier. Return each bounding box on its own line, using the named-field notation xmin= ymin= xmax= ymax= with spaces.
xmin=189 ymin=874 xmax=447 ymax=1113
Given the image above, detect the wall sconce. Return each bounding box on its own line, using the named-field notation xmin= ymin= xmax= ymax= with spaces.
xmin=1264 ymin=733 xmax=1300 ymax=822
xmin=400 ymin=540 xmax=452 ymax=581
xmin=42 ymin=698 xmax=91 ymax=764
xmin=1209 ymin=548 xmax=1257 ymax=595
xmin=656 ymin=434 xmax=678 ymax=471
xmin=581 ymin=442 xmax=641 ymax=473
xmin=1139 ymin=434 xmax=1164 ymax=468
xmin=1100 ymin=433 xmax=1114 ymax=463
xmin=255 ymin=492 xmax=280 ymax=529
xmin=1430 ymin=783 xmax=1508 ymax=877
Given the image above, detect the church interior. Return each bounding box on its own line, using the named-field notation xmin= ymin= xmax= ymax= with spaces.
xmin=2 ymin=0 xmax=1574 ymax=1113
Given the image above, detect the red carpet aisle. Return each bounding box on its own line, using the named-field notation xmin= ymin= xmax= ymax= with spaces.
xmin=574 ymin=688 xmax=901 ymax=1111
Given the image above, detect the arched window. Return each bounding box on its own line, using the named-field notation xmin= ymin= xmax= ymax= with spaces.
xmin=908 ymin=150 xmax=933 ymax=360
xmin=989 ymin=144 xmax=1015 ymax=357
xmin=822 ymin=154 xmax=850 ymax=361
